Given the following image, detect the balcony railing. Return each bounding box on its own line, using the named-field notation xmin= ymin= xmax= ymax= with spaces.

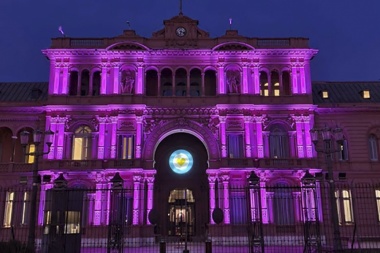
xmin=0 ymin=158 xmax=316 ymax=173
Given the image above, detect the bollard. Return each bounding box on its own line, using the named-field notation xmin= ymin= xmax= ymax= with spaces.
xmin=205 ymin=239 xmax=212 ymax=253
xmin=160 ymin=240 xmax=166 ymax=253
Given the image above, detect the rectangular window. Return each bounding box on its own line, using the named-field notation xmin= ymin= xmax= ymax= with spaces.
xmin=21 ymin=191 xmax=30 ymax=225
xmin=228 ymin=134 xmax=244 ymax=158
xmin=322 ymin=90 xmax=329 ymax=98
xmin=376 ymin=190 xmax=380 ymax=222
xmin=3 ymin=191 xmax=14 ymax=227
xmin=230 ymin=190 xmax=247 ymax=224
xmin=369 ymin=135 xmax=378 ymax=161
xmin=118 ymin=135 xmax=134 ymax=159
xmin=362 ymin=90 xmax=370 ymax=99
xmin=72 ymin=137 xmax=90 ymax=160
xmin=26 ymin=144 xmax=36 ymax=163
xmin=336 ymin=189 xmax=354 ymax=225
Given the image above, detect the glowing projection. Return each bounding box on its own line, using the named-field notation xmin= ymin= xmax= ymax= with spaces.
xmin=169 ymin=149 xmax=193 ymax=174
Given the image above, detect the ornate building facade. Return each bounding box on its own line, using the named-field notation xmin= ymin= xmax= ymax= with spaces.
xmin=0 ymin=11 xmax=380 ymax=252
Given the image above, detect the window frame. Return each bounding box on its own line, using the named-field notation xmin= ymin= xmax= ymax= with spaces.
xmin=335 ymin=189 xmax=354 ymax=225
xmin=369 ymin=134 xmax=379 ymax=161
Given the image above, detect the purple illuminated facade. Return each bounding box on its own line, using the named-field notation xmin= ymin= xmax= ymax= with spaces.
xmin=1 ymin=12 xmax=380 ymax=251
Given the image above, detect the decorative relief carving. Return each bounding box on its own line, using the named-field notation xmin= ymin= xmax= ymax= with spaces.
xmin=118 ymin=120 xmax=136 ymax=131
xmin=226 ymin=118 xmax=244 ymax=131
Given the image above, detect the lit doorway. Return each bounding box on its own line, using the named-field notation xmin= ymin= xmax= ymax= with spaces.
xmin=168 ymin=189 xmax=195 ymax=237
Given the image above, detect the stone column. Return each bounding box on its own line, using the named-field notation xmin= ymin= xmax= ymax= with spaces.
xmin=112 ymin=62 xmax=120 ymax=94
xmin=61 ymin=63 xmax=69 ymax=94
xmin=136 ymin=63 xmax=144 ymax=94
xmin=97 ymin=117 xmax=107 ymax=159
xmin=93 ymin=172 xmax=106 ymax=225
xmin=109 ymin=116 xmax=118 ymax=159
xmin=53 ymin=63 xmax=61 ymax=94
xmin=100 ymin=61 xmax=109 ymax=95
xmin=135 ymin=116 xmax=143 ymax=158
xmin=132 ymin=175 xmax=142 ymax=225
xmin=217 ymin=63 xmax=225 ymax=94
xmin=221 ymin=175 xmax=230 ymax=224
xmin=291 ymin=62 xmax=299 ymax=94
xmin=145 ymin=174 xmax=155 ymax=224
xmin=244 ymin=116 xmax=252 ymax=157
xmin=242 ymin=63 xmax=249 ymax=94
xmin=253 ymin=116 xmax=265 ymax=158
xmin=47 ymin=116 xmax=57 ymax=159
xmin=219 ymin=116 xmax=227 ymax=157
xmin=252 ymin=60 xmax=260 ymax=94
xmin=201 ymin=72 xmax=205 ymax=97
xmin=207 ymin=173 xmax=217 ymax=224
xmin=304 ymin=115 xmax=313 ymax=158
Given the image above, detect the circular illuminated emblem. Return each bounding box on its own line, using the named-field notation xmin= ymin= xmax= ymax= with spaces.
xmin=175 ymin=27 xmax=187 ymax=37
xmin=169 ymin=149 xmax=193 ymax=174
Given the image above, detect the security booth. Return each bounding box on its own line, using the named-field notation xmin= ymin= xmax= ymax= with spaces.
xmin=42 ymin=174 xmax=83 ymax=253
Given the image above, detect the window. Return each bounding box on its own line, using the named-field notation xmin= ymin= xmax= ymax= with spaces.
xmin=336 ymin=189 xmax=354 ymax=225
xmin=72 ymin=126 xmax=92 ymax=160
xmin=369 ymin=134 xmax=378 ymax=161
xmin=230 ymin=189 xmax=247 ymax=224
xmin=322 ymin=90 xmax=329 ymax=99
xmin=21 ymin=191 xmax=30 ymax=225
xmin=273 ymin=183 xmax=295 ymax=225
xmin=338 ymin=139 xmax=349 ymax=161
xmin=362 ymin=90 xmax=370 ymax=99
xmin=376 ymin=190 xmax=380 ymax=222
xmin=3 ymin=191 xmax=14 ymax=227
xmin=269 ymin=126 xmax=289 ymax=158
xmin=26 ymin=144 xmax=35 ymax=164
xmin=118 ymin=135 xmax=134 ymax=159
xmin=259 ymin=71 xmax=268 ymax=96
xmin=228 ymin=134 xmax=244 ymax=158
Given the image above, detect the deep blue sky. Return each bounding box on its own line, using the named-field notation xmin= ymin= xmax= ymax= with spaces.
xmin=0 ymin=0 xmax=379 ymax=82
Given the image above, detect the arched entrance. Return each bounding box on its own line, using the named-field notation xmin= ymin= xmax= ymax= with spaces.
xmin=153 ymin=133 xmax=209 ymax=239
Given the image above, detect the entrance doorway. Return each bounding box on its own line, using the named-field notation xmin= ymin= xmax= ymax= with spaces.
xmin=154 ymin=133 xmax=209 ymax=238
xmin=168 ymin=189 xmax=195 ymax=237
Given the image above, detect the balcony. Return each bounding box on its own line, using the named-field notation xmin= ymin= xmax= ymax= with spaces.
xmin=218 ymin=158 xmax=317 ymax=169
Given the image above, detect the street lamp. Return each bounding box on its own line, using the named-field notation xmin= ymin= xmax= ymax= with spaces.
xmin=20 ymin=129 xmax=54 ymax=252
xmin=310 ymin=125 xmax=343 ymax=252
xmin=247 ymin=171 xmax=264 ymax=253
xmin=301 ymin=170 xmax=321 ymax=253
xmin=108 ymin=172 xmax=124 ymax=253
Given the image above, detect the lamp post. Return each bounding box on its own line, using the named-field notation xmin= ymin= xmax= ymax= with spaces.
xmin=20 ymin=129 xmax=54 ymax=252
xmin=301 ymin=170 xmax=321 ymax=253
xmin=108 ymin=172 xmax=124 ymax=253
xmin=247 ymin=171 xmax=264 ymax=253
xmin=310 ymin=125 xmax=343 ymax=252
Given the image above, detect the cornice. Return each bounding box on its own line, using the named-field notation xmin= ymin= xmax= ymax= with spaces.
xmin=43 ymin=48 xmax=318 ymax=60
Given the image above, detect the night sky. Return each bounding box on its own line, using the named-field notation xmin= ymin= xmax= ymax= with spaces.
xmin=0 ymin=0 xmax=379 ymax=82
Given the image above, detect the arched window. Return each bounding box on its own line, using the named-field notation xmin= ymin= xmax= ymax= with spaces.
xmin=271 ymin=71 xmax=280 ymax=96
xmin=69 ymin=71 xmax=78 ymax=96
xmin=161 ymin=68 xmax=172 ymax=96
xmin=175 ymin=68 xmax=187 ymax=96
xmin=204 ymin=70 xmax=216 ymax=96
xmin=269 ymin=126 xmax=289 ymax=158
xmin=72 ymin=126 xmax=92 ymax=160
xmin=282 ymin=71 xmax=291 ymax=95
xmin=80 ymin=70 xmax=90 ymax=96
xmin=190 ymin=68 xmax=201 ymax=96
xmin=259 ymin=71 xmax=268 ymax=96
xmin=92 ymin=71 xmax=101 ymax=96
xmin=146 ymin=70 xmax=158 ymax=96
xmin=369 ymin=134 xmax=378 ymax=161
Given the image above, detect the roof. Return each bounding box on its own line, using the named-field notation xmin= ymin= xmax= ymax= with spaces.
xmin=0 ymin=82 xmax=48 ymax=102
xmin=312 ymin=81 xmax=380 ymax=104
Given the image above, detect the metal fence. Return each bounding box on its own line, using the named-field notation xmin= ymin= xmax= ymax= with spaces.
xmin=0 ymin=183 xmax=379 ymax=253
